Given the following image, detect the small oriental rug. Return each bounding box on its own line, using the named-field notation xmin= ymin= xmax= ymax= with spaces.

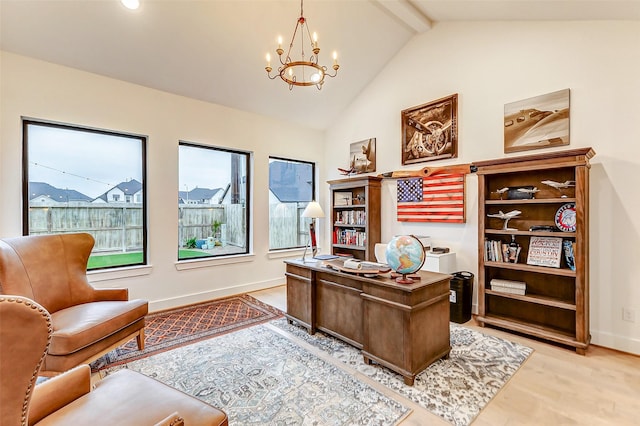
xmin=91 ymin=294 xmax=282 ymax=372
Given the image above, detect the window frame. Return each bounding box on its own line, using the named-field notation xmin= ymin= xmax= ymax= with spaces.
xmin=268 ymin=156 xmax=317 ymax=252
xmin=22 ymin=118 xmax=148 ymax=270
xmin=178 ymin=141 xmax=252 ymax=260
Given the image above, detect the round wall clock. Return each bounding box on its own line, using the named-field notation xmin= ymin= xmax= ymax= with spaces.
xmin=555 ymin=203 xmax=576 ymax=232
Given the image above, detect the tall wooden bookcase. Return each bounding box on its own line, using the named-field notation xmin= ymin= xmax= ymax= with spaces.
xmin=327 ymin=176 xmax=381 ymax=261
xmin=474 ymin=148 xmax=594 ymax=354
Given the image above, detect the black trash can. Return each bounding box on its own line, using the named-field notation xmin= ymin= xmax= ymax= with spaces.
xmin=449 ymin=271 xmax=473 ymax=323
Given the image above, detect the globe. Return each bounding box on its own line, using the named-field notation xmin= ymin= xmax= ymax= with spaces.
xmin=385 ymin=235 xmax=426 ymax=284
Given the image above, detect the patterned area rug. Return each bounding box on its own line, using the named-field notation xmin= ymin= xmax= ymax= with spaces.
xmin=272 ymin=318 xmax=533 ymax=426
xmin=103 ymin=325 xmax=411 ymax=425
xmin=91 ymin=294 xmax=282 ymax=371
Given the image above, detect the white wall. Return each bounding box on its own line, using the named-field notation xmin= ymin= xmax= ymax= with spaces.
xmin=324 ymin=21 xmax=640 ymax=354
xmin=0 ymin=52 xmax=325 ymax=311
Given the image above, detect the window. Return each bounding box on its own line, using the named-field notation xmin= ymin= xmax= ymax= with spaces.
xmin=268 ymin=157 xmax=315 ymax=251
xmin=23 ymin=119 xmax=147 ymax=270
xmin=178 ymin=142 xmax=251 ymax=260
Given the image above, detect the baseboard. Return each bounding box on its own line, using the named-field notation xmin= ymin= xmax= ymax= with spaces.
xmin=148 ymin=278 xmax=284 ymax=312
xmin=471 ymin=303 xmax=639 ymax=355
xmin=590 ymin=329 xmax=640 ymax=356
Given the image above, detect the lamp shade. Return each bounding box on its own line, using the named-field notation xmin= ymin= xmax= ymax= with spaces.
xmin=302 ymin=201 xmax=325 ymax=218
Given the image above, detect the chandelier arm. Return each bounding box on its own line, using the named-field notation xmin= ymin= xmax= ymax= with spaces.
xmin=323 ymin=67 xmax=338 ymax=78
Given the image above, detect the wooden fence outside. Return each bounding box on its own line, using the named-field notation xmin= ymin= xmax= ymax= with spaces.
xmin=29 ymin=203 xmax=307 ymax=252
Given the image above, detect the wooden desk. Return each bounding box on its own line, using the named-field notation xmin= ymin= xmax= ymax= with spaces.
xmin=284 ymin=259 xmax=451 ymax=386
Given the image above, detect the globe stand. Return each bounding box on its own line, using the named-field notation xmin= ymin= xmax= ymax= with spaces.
xmin=391 ymin=272 xmax=421 ymax=284
xmin=395 ymin=274 xmax=414 ymax=284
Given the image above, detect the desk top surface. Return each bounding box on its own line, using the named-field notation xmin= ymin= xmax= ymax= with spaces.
xmin=284 ymin=259 xmax=451 ymax=291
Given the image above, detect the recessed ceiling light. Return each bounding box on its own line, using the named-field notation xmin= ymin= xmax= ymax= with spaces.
xmin=121 ymin=0 xmax=140 ymax=10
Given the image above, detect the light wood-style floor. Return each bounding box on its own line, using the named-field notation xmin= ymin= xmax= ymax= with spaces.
xmin=251 ymin=285 xmax=640 ymax=425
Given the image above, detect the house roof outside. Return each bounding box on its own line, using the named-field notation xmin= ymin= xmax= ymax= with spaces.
xmin=269 ymin=161 xmax=313 ymax=203
xmin=94 ymin=179 xmax=142 ymax=202
xmin=178 ymin=187 xmax=221 ymax=204
xmin=28 ymin=182 xmax=92 ymax=202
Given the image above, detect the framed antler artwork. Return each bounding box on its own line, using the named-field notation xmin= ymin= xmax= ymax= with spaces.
xmin=401 ymin=94 xmax=458 ymax=165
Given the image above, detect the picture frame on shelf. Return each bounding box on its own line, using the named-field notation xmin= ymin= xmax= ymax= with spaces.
xmin=504 ymin=88 xmax=570 ymax=153
xmin=563 ymin=239 xmax=576 ymax=271
xmin=526 ymin=236 xmax=563 ymax=268
xmin=401 ymin=94 xmax=458 ymax=165
xmin=333 ymin=191 xmax=352 ymax=207
xmin=349 ymin=138 xmax=376 ymax=174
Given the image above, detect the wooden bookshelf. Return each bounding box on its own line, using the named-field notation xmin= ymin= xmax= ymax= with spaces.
xmin=475 ymin=148 xmax=594 ymax=354
xmin=327 ymin=176 xmax=381 ymax=261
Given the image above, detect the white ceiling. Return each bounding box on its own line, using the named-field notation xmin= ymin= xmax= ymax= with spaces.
xmin=1 ymin=0 xmax=639 ymax=130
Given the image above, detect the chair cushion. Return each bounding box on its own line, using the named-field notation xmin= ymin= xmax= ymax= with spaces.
xmin=48 ymin=299 xmax=148 ymax=355
xmin=33 ymin=369 xmax=228 ymax=426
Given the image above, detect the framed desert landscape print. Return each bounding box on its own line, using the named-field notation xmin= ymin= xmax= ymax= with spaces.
xmin=401 ymin=94 xmax=458 ymax=165
xmin=504 ymin=88 xmax=570 ymax=153
xmin=349 ymin=138 xmax=376 ymax=174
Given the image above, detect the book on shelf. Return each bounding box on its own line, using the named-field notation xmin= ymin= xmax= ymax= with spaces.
xmin=526 ymin=236 xmax=563 ymax=268
xmin=484 ymin=238 xmax=521 ymax=263
xmin=490 ymin=278 xmax=526 ymax=295
xmin=490 ymin=278 xmax=526 ymax=289
xmin=335 ymin=210 xmax=366 ymax=225
xmin=490 ymin=285 xmax=526 ymax=295
xmin=333 ymin=228 xmax=366 ymax=246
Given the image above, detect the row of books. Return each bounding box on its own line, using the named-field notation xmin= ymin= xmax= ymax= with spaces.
xmin=484 ymin=238 xmax=522 ymax=263
xmin=490 ymin=278 xmax=526 ymax=295
xmin=335 ymin=210 xmax=366 ymax=226
xmin=333 ymin=229 xmax=366 ymax=247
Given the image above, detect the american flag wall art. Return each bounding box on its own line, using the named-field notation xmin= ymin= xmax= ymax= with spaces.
xmin=396 ymin=173 xmax=466 ymax=223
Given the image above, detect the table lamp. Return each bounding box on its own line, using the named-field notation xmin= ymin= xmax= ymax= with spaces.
xmin=301 ymin=201 xmax=325 ymax=262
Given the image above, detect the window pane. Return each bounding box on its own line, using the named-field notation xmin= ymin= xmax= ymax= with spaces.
xmin=23 ymin=120 xmax=147 ymax=270
xmin=268 ymin=157 xmax=315 ymax=250
xmin=178 ymin=143 xmax=250 ymax=260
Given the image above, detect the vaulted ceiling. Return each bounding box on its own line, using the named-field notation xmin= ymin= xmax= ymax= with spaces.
xmin=2 ymin=0 xmax=638 ymax=130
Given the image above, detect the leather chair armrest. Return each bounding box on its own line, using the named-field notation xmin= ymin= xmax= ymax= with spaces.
xmin=153 ymin=412 xmax=185 ymax=426
xmin=28 ymin=365 xmax=91 ymax=425
xmin=92 ymin=288 xmax=129 ymax=301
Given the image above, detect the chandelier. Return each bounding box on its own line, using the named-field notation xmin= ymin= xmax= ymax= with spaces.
xmin=265 ymin=0 xmax=339 ymax=90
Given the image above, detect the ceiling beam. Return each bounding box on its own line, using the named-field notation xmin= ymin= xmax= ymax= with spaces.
xmin=374 ymin=0 xmax=432 ymax=33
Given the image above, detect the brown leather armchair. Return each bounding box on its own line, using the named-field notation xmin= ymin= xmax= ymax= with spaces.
xmin=0 ymin=295 xmax=228 ymax=426
xmin=0 ymin=233 xmax=148 ymax=376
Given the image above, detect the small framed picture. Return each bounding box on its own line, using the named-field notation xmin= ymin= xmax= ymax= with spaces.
xmin=349 ymin=138 xmax=376 ymax=174
xmin=333 ymin=191 xmax=352 ymax=207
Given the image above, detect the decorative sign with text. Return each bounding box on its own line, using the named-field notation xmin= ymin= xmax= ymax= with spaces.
xmin=526 ymin=236 xmax=563 ymax=268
